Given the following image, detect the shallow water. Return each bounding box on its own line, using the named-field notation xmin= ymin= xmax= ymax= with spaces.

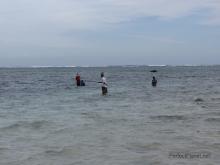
xmin=0 ymin=66 xmax=220 ymax=165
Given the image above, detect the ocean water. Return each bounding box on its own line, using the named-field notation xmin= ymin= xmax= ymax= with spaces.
xmin=0 ymin=66 xmax=220 ymax=165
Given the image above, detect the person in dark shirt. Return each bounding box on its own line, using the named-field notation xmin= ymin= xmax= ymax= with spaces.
xmin=80 ymin=80 xmax=85 ymax=86
xmin=152 ymin=76 xmax=157 ymax=87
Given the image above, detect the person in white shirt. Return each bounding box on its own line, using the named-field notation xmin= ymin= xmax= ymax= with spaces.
xmin=101 ymin=72 xmax=108 ymax=95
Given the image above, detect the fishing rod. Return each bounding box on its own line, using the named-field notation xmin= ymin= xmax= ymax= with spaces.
xmin=85 ymin=80 xmax=102 ymax=83
xmin=85 ymin=80 xmax=108 ymax=87
xmin=72 ymin=77 xmax=102 ymax=85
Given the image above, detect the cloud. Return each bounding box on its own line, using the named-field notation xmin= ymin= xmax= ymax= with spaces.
xmin=0 ymin=0 xmax=220 ymax=50
xmin=51 ymin=0 xmax=220 ymax=26
xmin=1 ymin=0 xmax=220 ymax=29
xmin=45 ymin=0 xmax=220 ymax=27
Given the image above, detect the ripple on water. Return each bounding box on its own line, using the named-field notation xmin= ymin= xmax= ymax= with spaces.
xmin=80 ymin=112 xmax=102 ymax=120
xmin=211 ymin=97 xmax=220 ymax=101
xmin=44 ymin=147 xmax=78 ymax=157
xmin=194 ymin=98 xmax=204 ymax=102
xmin=125 ymin=142 xmax=162 ymax=153
xmin=150 ymin=115 xmax=187 ymax=122
xmin=0 ymin=147 xmax=9 ymax=152
xmin=205 ymin=118 xmax=220 ymax=123
xmin=158 ymin=129 xmax=176 ymax=134
xmin=0 ymin=120 xmax=51 ymax=131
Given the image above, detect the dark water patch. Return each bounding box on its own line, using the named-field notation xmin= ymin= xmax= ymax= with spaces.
xmin=145 ymin=121 xmax=161 ymax=124
xmin=14 ymin=80 xmax=36 ymax=85
xmin=211 ymin=143 xmax=220 ymax=149
xmin=0 ymin=81 xmax=10 ymax=87
xmin=211 ymin=97 xmax=220 ymax=101
xmin=130 ymin=155 xmax=163 ymax=165
xmin=150 ymin=115 xmax=187 ymax=122
xmin=44 ymin=147 xmax=75 ymax=156
xmin=0 ymin=114 xmax=6 ymax=118
xmin=81 ymin=112 xmax=89 ymax=115
xmin=81 ymin=111 xmax=127 ymax=123
xmin=65 ymin=86 xmax=72 ymax=90
xmin=213 ymin=91 xmax=220 ymax=94
xmin=104 ymin=117 xmax=132 ymax=125
xmin=173 ymin=135 xmax=193 ymax=141
xmin=159 ymin=129 xmax=176 ymax=134
xmin=201 ymin=105 xmax=208 ymax=108
xmin=200 ymin=111 xmax=220 ymax=116
xmin=29 ymin=120 xmax=50 ymax=129
xmin=125 ymin=142 xmax=162 ymax=153
xmin=205 ymin=118 xmax=220 ymax=123
xmin=38 ymin=79 xmax=46 ymax=82
xmin=194 ymin=98 xmax=204 ymax=102
xmin=77 ymin=94 xmax=102 ymax=103
xmin=50 ymin=127 xmax=74 ymax=135
xmin=80 ymin=112 xmax=103 ymax=120
xmin=1 ymin=123 xmax=21 ymax=130
xmin=45 ymin=149 xmax=64 ymax=155
xmin=1 ymin=120 xmax=51 ymax=131
xmin=0 ymin=147 xmax=10 ymax=152
xmin=201 ymin=103 xmax=220 ymax=110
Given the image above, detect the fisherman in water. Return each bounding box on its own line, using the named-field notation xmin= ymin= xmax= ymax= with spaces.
xmin=152 ymin=76 xmax=157 ymax=87
xmin=101 ymin=72 xmax=108 ymax=95
xmin=75 ymin=73 xmax=85 ymax=86
xmin=75 ymin=73 xmax=81 ymax=86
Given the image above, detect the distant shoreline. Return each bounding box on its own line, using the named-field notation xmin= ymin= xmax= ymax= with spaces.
xmin=0 ymin=64 xmax=220 ymax=69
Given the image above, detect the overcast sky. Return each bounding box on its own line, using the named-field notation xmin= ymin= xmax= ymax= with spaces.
xmin=0 ymin=0 xmax=220 ymax=66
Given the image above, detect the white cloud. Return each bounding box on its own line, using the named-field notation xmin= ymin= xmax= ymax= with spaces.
xmin=1 ymin=0 xmax=220 ymax=29
xmin=0 ymin=0 xmax=220 ymax=49
xmin=51 ymin=0 xmax=220 ymax=26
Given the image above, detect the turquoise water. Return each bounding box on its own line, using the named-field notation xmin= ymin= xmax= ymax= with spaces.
xmin=0 ymin=66 xmax=220 ymax=165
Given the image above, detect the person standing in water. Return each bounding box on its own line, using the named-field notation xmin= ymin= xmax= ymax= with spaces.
xmin=101 ymin=72 xmax=108 ymax=95
xmin=152 ymin=76 xmax=157 ymax=87
xmin=75 ymin=73 xmax=81 ymax=86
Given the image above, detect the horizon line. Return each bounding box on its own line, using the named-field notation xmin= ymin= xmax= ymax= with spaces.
xmin=0 ymin=64 xmax=220 ymax=68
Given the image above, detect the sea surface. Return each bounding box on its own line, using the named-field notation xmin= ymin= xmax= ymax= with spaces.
xmin=0 ymin=66 xmax=220 ymax=165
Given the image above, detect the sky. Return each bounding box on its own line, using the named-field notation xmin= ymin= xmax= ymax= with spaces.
xmin=0 ymin=0 xmax=220 ymax=67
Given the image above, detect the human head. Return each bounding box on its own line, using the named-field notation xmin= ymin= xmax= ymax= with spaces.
xmin=101 ymin=72 xmax=104 ymax=77
xmin=153 ymin=76 xmax=156 ymax=80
